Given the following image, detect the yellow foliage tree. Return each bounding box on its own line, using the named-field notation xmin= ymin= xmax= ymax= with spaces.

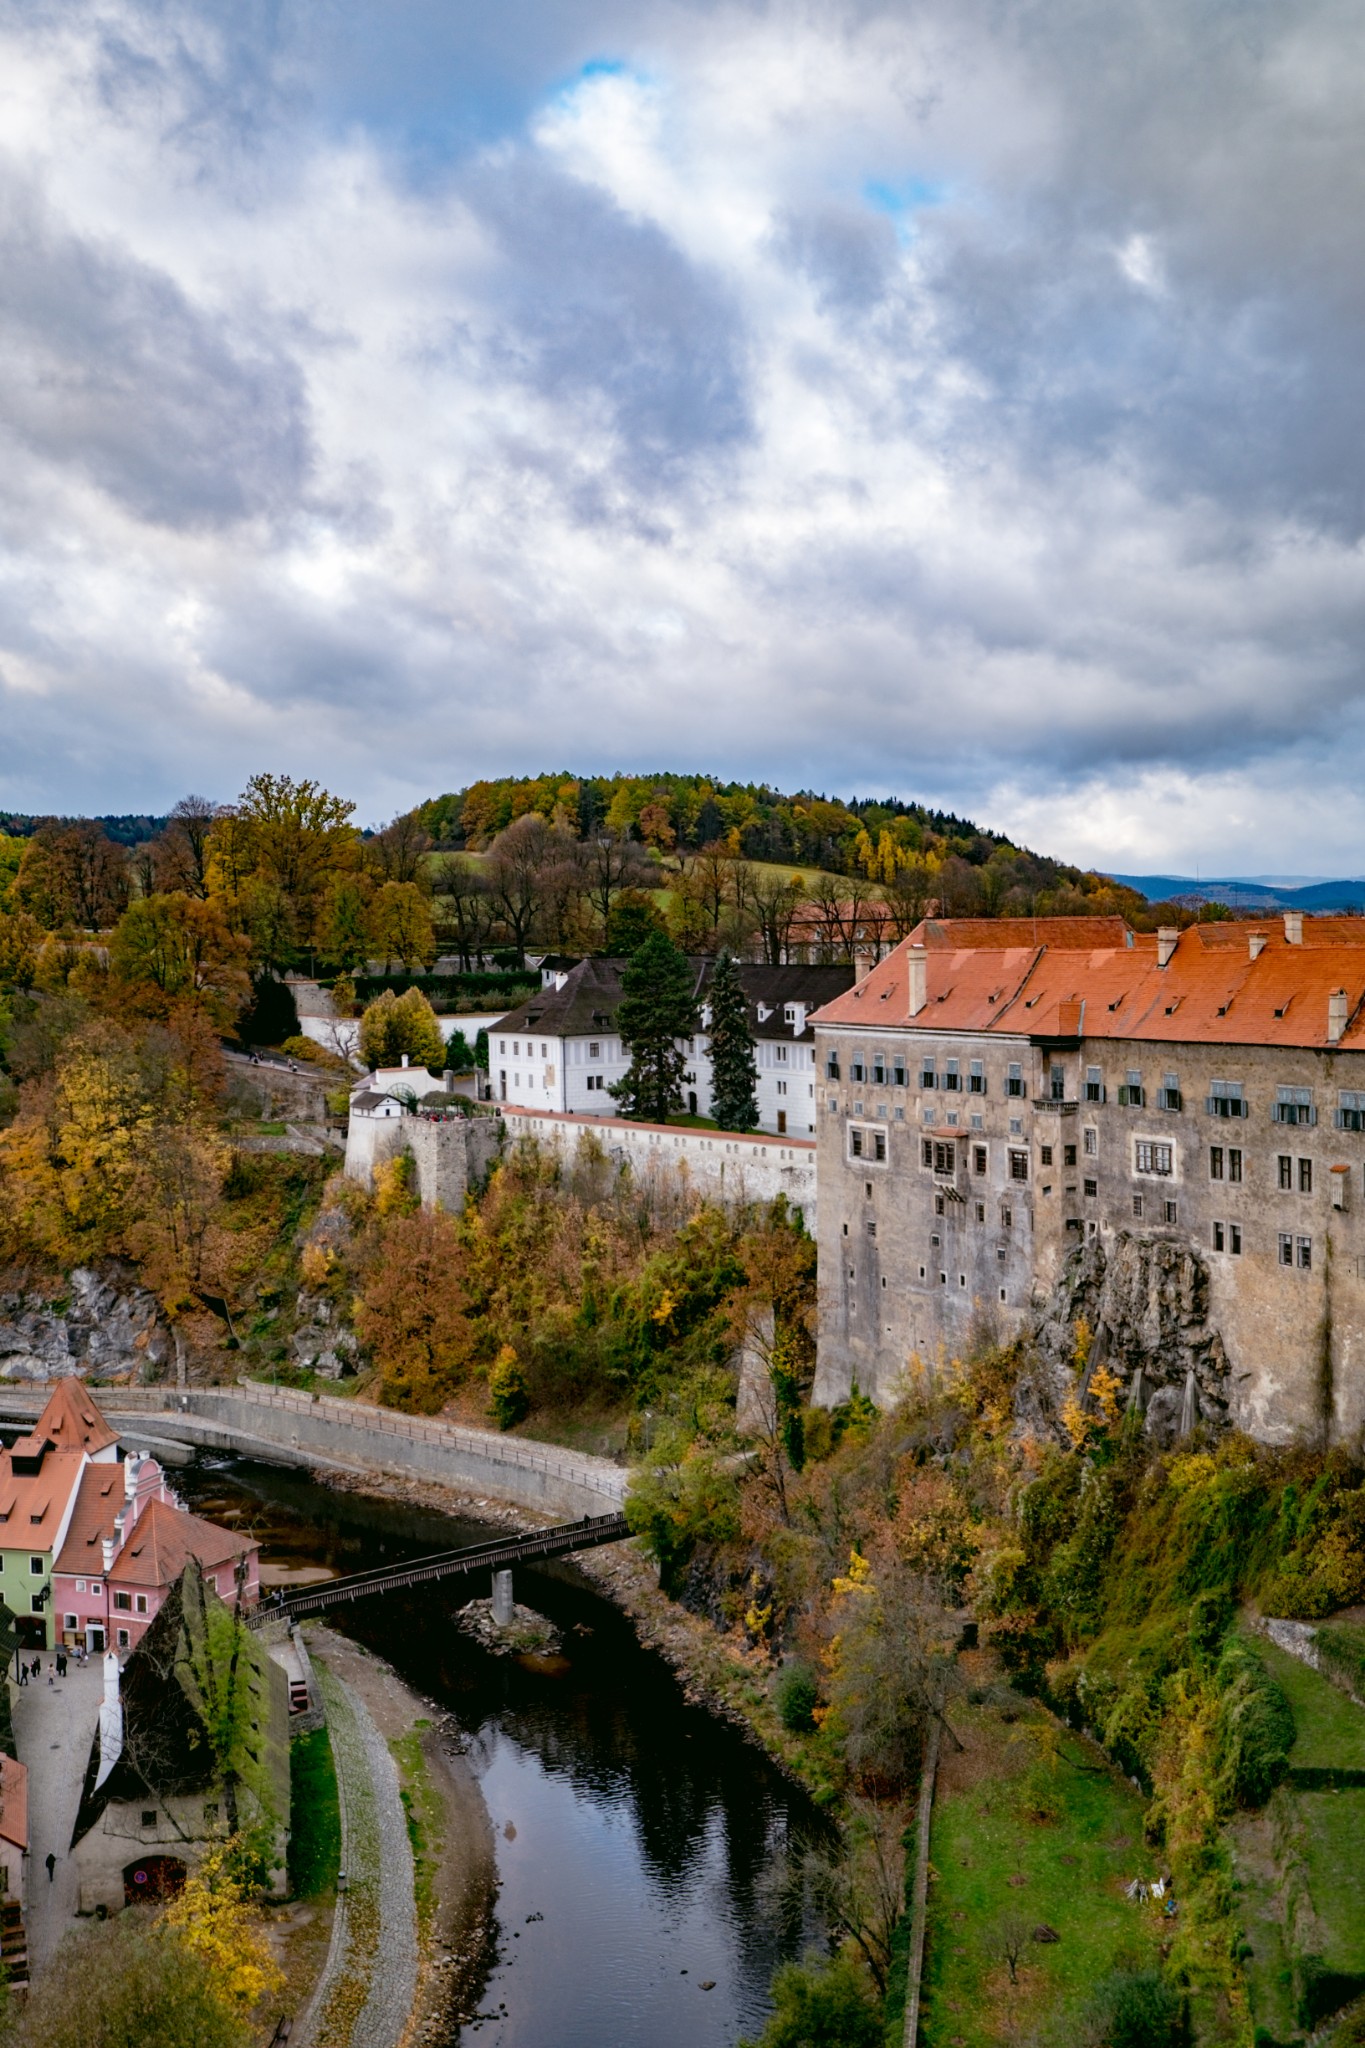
xmin=158 ymin=1842 xmax=284 ymax=2012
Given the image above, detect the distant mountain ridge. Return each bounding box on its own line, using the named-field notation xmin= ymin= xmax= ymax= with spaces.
xmin=1111 ymin=873 xmax=1365 ymax=912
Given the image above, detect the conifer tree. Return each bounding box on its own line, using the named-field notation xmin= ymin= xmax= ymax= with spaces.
xmin=708 ymin=950 xmax=758 ymax=1131
xmin=610 ymin=931 xmax=699 ymax=1124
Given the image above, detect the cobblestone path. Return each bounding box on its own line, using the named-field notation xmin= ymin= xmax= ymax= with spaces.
xmin=296 ymin=1661 xmax=417 ymax=2048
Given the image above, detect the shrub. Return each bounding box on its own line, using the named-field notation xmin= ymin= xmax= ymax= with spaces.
xmin=737 ymin=1955 xmax=882 ymax=2048
xmin=1082 ymin=1966 xmax=1189 ymax=2047
xmin=1213 ymin=1638 xmax=1294 ymax=1806
xmin=358 ymin=986 xmax=446 ymax=1072
xmin=488 ymin=1345 xmax=529 ymax=1429
xmin=238 ymin=972 xmax=299 ymax=1047
xmin=775 ymin=1663 xmax=819 ymax=1733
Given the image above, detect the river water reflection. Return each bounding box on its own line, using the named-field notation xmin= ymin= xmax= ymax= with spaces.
xmin=180 ymin=1458 xmax=826 ymax=2048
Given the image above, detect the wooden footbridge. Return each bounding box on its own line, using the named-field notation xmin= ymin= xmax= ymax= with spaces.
xmin=246 ymin=1510 xmax=632 ymax=1629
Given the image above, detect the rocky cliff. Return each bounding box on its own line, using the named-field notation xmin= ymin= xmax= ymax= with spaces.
xmin=1026 ymin=1233 xmax=1232 ymax=1443
xmin=0 ymin=1266 xmax=169 ymax=1382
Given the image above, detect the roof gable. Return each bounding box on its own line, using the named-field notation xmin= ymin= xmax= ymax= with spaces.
xmin=33 ymin=1377 xmax=119 ymax=1455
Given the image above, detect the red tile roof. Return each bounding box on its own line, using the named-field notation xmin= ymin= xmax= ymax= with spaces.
xmin=52 ymin=1464 xmax=124 ymax=1574
xmin=112 ymin=1497 xmax=254 ymax=1589
xmin=0 ymin=1447 xmax=87 ymax=1548
xmin=910 ymin=916 xmax=1137 ymax=951
xmin=0 ymin=1756 xmax=28 ymax=1852
xmin=32 ymin=1378 xmax=119 ymax=1456
xmin=813 ymin=923 xmax=1365 ymax=1050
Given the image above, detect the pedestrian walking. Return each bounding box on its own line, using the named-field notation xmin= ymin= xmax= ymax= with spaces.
xmin=17 ymin=1666 xmax=25 ymax=1687
xmin=45 ymin=1853 xmax=55 ymax=1884
xmin=31 ymin=1658 xmax=40 ymax=1680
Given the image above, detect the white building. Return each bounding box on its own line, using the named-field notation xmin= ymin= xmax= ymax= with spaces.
xmin=490 ymin=960 xmax=853 ymax=1137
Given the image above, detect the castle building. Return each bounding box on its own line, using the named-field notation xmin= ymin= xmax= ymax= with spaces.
xmin=810 ymin=915 xmax=1365 ymax=1445
xmin=491 ymin=958 xmax=853 ymax=1135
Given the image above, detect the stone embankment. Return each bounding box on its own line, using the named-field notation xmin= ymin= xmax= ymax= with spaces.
xmin=0 ymin=1382 xmax=627 ymax=1521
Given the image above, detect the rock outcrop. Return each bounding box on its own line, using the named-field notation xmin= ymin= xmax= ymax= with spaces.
xmin=1026 ymin=1233 xmax=1232 ymax=1443
xmin=0 ymin=1266 xmax=169 ymax=1382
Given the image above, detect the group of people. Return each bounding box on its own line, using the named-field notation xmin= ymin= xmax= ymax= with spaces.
xmin=14 ymin=1647 xmax=83 ymax=1686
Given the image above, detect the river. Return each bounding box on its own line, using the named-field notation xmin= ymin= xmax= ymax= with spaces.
xmin=179 ymin=1457 xmax=827 ymax=2048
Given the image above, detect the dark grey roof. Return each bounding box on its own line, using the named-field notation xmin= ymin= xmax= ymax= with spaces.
xmin=494 ymin=957 xmax=854 ymax=1044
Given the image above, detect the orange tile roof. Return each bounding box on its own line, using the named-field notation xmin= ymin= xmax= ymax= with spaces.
xmin=33 ymin=1378 xmax=119 ymax=1455
xmin=52 ymin=1463 xmax=124 ymax=1574
xmin=112 ymin=1497 xmax=254 ymax=1589
xmin=813 ymin=923 xmax=1365 ymax=1051
xmin=0 ymin=1756 xmax=28 ymax=1852
xmin=0 ymin=1447 xmax=86 ymax=1548
xmin=910 ymin=916 xmax=1137 ymax=951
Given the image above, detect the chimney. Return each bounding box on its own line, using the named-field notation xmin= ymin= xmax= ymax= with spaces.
xmin=123 ymin=1454 xmax=140 ymax=1501
xmin=443 ymin=1069 xmax=454 ymax=1093
xmin=853 ymin=947 xmax=875 ymax=984
xmin=1284 ymin=911 xmax=1303 ymax=945
xmin=1249 ymin=933 xmax=1267 ymax=961
xmin=401 ymin=1052 xmax=410 ymax=1068
xmin=908 ymin=945 xmax=928 ymax=1017
xmin=1157 ymin=927 xmax=1179 ymax=968
xmin=1328 ymin=988 xmax=1349 ymax=1043
xmin=102 ymin=1535 xmax=115 ymax=1574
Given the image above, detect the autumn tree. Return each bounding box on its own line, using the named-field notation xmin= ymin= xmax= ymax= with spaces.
xmin=110 ymin=896 xmax=252 ymax=1026
xmin=370 ymin=881 xmax=435 ymax=973
xmin=610 ymin=931 xmax=699 ymax=1124
xmin=357 ymin=986 xmax=447 ymax=1072
xmin=430 ymin=856 xmax=496 ymax=970
xmin=0 ymin=907 xmax=43 ymax=988
xmin=155 ymin=796 xmax=221 ymax=899
xmin=14 ymin=820 xmax=130 ymax=930
xmin=365 ymin=810 xmax=430 ymax=884
xmin=355 ymin=1208 xmax=475 ymax=1411
xmin=14 ymin=1917 xmax=251 ymax=2048
xmin=483 ymin=813 xmax=566 ymax=965
xmin=604 ymin=889 xmax=665 ymax=955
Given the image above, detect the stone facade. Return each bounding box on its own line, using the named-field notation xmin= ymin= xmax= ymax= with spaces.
xmin=501 ymin=1107 xmax=817 ymax=1226
xmin=812 ymin=919 xmax=1365 ymax=1446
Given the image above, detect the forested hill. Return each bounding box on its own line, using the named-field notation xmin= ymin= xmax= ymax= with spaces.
xmin=411 ymin=772 xmax=1159 ymax=923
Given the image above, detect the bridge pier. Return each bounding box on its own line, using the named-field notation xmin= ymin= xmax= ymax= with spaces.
xmin=491 ymin=1570 xmax=514 ymax=1628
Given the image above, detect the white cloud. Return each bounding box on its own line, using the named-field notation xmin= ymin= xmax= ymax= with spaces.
xmin=0 ymin=0 xmax=1364 ymax=872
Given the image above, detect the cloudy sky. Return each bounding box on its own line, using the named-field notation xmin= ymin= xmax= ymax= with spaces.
xmin=2 ymin=0 xmax=1364 ymax=874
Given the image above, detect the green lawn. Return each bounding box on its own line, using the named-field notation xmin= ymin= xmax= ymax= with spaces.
xmin=288 ymin=1725 xmax=342 ymax=1898
xmin=920 ymin=1696 xmax=1162 ymax=2047
xmin=1253 ymin=1638 xmax=1365 ymax=1776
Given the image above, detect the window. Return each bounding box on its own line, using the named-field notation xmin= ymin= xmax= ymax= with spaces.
xmin=930 ymin=1141 xmax=956 ymax=1174
xmin=135 ymin=1594 xmax=148 ymax=1615
xmin=945 ymin=1059 xmax=961 ymax=1092
xmin=141 ymin=1809 xmax=156 ymax=1829
xmin=1084 ymin=1127 xmax=1097 ymax=1155
xmin=1049 ymin=1065 xmax=1066 ymax=1101
xmin=1009 ymin=1150 xmax=1029 ymax=1182
xmin=1133 ymin=1194 xmax=1144 ymax=1218
xmin=1274 ymin=1086 xmax=1316 ymax=1127
xmin=851 ymin=1129 xmax=864 ymax=1158
xmin=893 ymin=1058 xmax=906 ymax=1086
xmin=1230 ymin=1224 xmax=1242 ymax=1254
xmin=1085 ymin=1066 xmax=1104 ymax=1103
xmin=975 ymin=1202 xmax=986 ymax=1222
xmin=851 ymin=1057 xmax=865 ymax=1083
xmin=1159 ymin=1074 xmax=1182 ymax=1112
xmin=1210 ymin=1146 xmax=1224 ymax=1180
xmin=1279 ymin=1232 xmax=1294 ymax=1266
xmin=1213 ymin=1221 xmax=1225 ymax=1251
xmin=873 ymin=1056 xmax=886 ymax=1084
xmin=1299 ymin=1158 xmax=1313 ymax=1194
xmin=1084 ymin=1178 xmax=1098 ymax=1198
xmin=777 ymin=1080 xmax=788 ymax=1095
xmin=1134 ymin=1141 xmax=1173 ymax=1177
xmin=1207 ymin=1080 xmax=1248 ymax=1118
xmin=969 ymin=1059 xmax=986 ymax=1095
xmin=826 ymin=1054 xmax=841 ymax=1079
xmin=1064 ymin=1144 xmax=1077 ymax=1167
xmin=28 ymin=1556 xmax=41 ymax=1576
xmin=1120 ymin=1071 xmax=1146 ymax=1107
xmin=1298 ymin=1236 xmax=1313 ymax=1270
xmin=64 ymin=1613 xmax=77 ymax=1630
xmin=1229 ymin=1148 xmax=1243 ymax=1183
xmin=1001 ymin=1204 xmax=1013 ymax=1227
xmin=91 ymin=1582 xmax=101 ymax=1597
xmin=75 ymin=1580 xmax=85 ymax=1594
xmin=874 ymin=1132 xmax=887 ymax=1163
xmin=1040 ymin=1144 xmax=1053 ymax=1167
xmin=1338 ymin=1090 xmax=1365 ymax=1132
xmin=935 ymin=1192 xmax=946 ymax=1215
xmin=1006 ymin=1063 xmax=1025 ymax=1098
xmin=114 ymin=1591 xmax=132 ymax=1612
xmin=1278 ymin=1155 xmax=1293 ymax=1190
xmin=1164 ymin=1200 xmax=1179 ymax=1224
xmin=921 ymin=1061 xmax=936 ymax=1089
xmin=973 ymin=1145 xmax=987 ymax=1175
